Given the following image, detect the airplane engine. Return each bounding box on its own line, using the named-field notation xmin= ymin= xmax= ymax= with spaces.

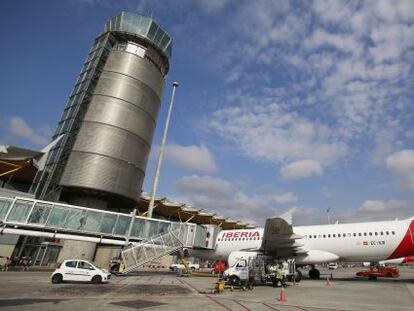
xmin=227 ymin=251 xmax=259 ymax=267
xmin=296 ymin=250 xmax=339 ymax=265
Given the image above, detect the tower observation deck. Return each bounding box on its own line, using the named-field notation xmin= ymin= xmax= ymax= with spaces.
xmin=31 ymin=12 xmax=172 ymax=211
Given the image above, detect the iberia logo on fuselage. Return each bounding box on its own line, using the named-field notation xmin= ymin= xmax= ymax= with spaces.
xmin=222 ymin=231 xmax=261 ymax=238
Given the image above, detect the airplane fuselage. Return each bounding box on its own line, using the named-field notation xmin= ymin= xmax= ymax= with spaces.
xmin=189 ymin=217 xmax=414 ymax=264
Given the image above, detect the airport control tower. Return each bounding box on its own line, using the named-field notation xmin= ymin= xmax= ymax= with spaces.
xmin=31 ymin=12 xmax=171 ymax=212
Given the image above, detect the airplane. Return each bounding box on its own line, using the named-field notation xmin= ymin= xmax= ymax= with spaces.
xmin=188 ymin=211 xmax=414 ymax=279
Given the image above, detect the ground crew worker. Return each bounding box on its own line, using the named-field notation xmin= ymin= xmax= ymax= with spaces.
xmin=274 ymin=264 xmax=285 ymax=287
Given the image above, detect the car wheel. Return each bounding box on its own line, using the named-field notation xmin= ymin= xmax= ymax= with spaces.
xmin=51 ymin=274 xmax=63 ymax=284
xmin=92 ymin=275 xmax=102 ymax=284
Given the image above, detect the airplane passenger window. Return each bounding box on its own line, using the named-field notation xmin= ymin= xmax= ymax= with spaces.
xmin=369 ymin=232 xmax=372 ymax=236
xmin=386 ymin=231 xmax=389 ymax=235
xmin=309 ymin=236 xmax=312 ymax=239
xmin=353 ymin=233 xmax=356 ymax=236
xmin=343 ymin=234 xmax=346 ymax=237
xmin=392 ymin=231 xmax=395 ymax=235
xmin=313 ymin=235 xmax=317 ymax=238
xmin=218 ymin=239 xmax=221 ymax=241
xmin=333 ymin=234 xmax=336 ymax=237
xmin=328 ymin=234 xmax=331 ymax=237
xmin=374 ymin=232 xmax=378 ymax=236
xmin=358 ymin=233 xmax=361 ymax=236
xmin=323 ymin=234 xmax=326 ymax=238
xmin=364 ymin=233 xmax=367 ymax=236
xmin=380 ymin=232 xmax=384 ymax=235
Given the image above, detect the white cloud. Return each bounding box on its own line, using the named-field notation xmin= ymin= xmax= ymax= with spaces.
xmin=386 ymin=150 xmax=414 ymax=189
xmin=6 ymin=116 xmax=49 ymax=147
xmin=201 ymin=0 xmax=413 ymax=173
xmin=281 ymin=160 xmax=323 ymax=180
xmin=196 ymin=0 xmax=231 ymax=13
xmin=164 ymin=144 xmax=217 ymax=174
xmin=359 ymin=200 xmax=408 ymax=213
xmin=207 ymin=98 xmax=348 ymax=166
xmin=176 ymin=175 xmax=297 ymax=224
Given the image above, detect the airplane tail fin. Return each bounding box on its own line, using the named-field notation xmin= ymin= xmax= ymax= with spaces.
xmin=279 ymin=208 xmax=295 ymax=226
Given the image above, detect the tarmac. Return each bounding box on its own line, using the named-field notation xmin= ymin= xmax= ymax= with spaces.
xmin=0 ymin=266 xmax=413 ymax=310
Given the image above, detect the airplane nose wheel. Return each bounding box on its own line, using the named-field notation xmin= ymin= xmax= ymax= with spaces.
xmin=309 ymin=268 xmax=320 ymax=279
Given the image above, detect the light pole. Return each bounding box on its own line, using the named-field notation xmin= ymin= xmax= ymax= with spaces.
xmin=147 ymin=81 xmax=179 ymax=218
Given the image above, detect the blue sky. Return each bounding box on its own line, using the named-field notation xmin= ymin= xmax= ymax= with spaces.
xmin=1 ymin=0 xmax=413 ymax=225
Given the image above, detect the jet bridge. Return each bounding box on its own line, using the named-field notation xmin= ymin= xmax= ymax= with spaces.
xmin=0 ymin=196 xmax=215 ymax=251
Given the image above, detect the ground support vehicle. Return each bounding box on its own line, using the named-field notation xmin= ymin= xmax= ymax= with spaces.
xmin=223 ymin=255 xmax=300 ymax=289
xmin=356 ymin=266 xmax=400 ymax=280
xmin=51 ymin=259 xmax=110 ymax=284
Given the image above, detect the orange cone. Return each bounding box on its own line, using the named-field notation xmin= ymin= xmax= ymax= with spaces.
xmin=278 ymin=287 xmax=287 ymax=302
xmin=326 ymin=276 xmax=331 ymax=286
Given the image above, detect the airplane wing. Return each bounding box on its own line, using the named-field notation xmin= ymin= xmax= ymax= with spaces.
xmin=259 ymin=209 xmax=305 ymax=258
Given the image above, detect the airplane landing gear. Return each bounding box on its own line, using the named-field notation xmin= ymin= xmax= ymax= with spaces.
xmin=309 ymin=265 xmax=320 ymax=279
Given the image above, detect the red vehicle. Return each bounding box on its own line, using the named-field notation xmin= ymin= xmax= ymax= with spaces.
xmin=356 ymin=266 xmax=400 ymax=280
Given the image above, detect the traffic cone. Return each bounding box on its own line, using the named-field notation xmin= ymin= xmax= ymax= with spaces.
xmin=325 ymin=276 xmax=331 ymax=286
xmin=278 ymin=287 xmax=287 ymax=302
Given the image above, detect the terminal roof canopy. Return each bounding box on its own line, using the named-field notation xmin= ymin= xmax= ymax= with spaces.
xmin=138 ymin=194 xmax=253 ymax=229
xmin=104 ymin=11 xmax=172 ymax=59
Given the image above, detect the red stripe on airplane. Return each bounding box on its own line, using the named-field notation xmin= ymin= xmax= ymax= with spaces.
xmin=387 ymin=220 xmax=414 ymax=259
xmin=402 ymin=256 xmax=414 ymax=264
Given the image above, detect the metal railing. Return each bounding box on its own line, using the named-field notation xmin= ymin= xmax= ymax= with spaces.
xmin=121 ymin=225 xmax=188 ymax=273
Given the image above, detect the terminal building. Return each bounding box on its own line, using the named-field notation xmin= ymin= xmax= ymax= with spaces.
xmin=0 ymin=13 xmax=249 ymax=270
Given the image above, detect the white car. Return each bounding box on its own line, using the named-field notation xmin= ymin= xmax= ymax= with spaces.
xmin=51 ymin=259 xmax=110 ymax=284
xmin=328 ymin=262 xmax=339 ymax=270
xmin=169 ymin=263 xmax=200 ymax=271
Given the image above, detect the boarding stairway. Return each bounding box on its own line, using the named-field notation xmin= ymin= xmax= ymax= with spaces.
xmin=121 ymin=225 xmax=188 ymax=274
